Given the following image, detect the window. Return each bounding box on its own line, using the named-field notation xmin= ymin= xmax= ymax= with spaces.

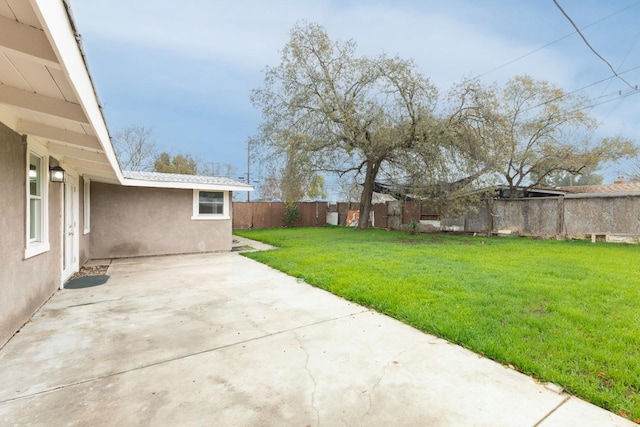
xmin=83 ymin=177 xmax=90 ymax=234
xmin=25 ymin=144 xmax=50 ymax=258
xmin=192 ymin=190 xmax=229 ymax=219
xmin=199 ymin=191 xmax=223 ymax=214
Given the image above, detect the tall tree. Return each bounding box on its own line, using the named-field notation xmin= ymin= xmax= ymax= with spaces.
xmin=306 ymin=174 xmax=328 ymax=200
xmin=256 ymin=154 xmax=328 ymax=202
xmin=537 ymin=167 xmax=603 ymax=187
xmin=201 ymin=162 xmax=237 ymax=178
xmin=336 ymin=175 xmax=363 ymax=202
xmin=251 ymin=22 xmax=441 ymax=229
xmin=450 ymin=75 xmax=637 ymax=197
xmin=629 ymin=157 xmax=640 ymax=182
xmin=113 ymin=125 xmax=158 ymax=171
xmin=256 ymin=172 xmax=282 ymax=201
xmin=153 ymin=152 xmax=198 ymax=175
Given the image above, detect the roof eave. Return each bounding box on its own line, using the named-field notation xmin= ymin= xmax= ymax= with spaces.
xmin=30 ymin=0 xmax=123 ymax=183
xmin=122 ymin=178 xmax=254 ymax=192
xmin=564 ymin=191 xmax=640 ymax=199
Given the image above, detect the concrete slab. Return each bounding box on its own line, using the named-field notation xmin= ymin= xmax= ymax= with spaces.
xmin=0 ymin=250 xmax=635 ymax=426
xmin=82 ymin=258 xmax=112 ymax=267
xmin=232 ymin=235 xmax=276 ymax=252
xmin=540 ymin=397 xmax=635 ymax=427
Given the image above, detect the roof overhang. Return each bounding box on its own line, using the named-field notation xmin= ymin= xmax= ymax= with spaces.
xmin=122 ymin=178 xmax=254 ymax=192
xmin=564 ymin=191 xmax=640 ymax=199
xmin=0 ymin=0 xmax=121 ymax=183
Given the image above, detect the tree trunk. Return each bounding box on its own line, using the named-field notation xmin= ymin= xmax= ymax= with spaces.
xmin=357 ymin=159 xmax=380 ymax=230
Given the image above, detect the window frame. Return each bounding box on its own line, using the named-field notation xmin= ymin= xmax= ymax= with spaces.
xmin=25 ymin=141 xmax=50 ymax=259
xmin=83 ymin=177 xmax=90 ymax=234
xmin=191 ymin=190 xmax=229 ymax=220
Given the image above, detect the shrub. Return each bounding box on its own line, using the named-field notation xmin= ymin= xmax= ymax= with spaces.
xmin=282 ymin=202 xmax=300 ymax=227
xmin=407 ymin=219 xmax=419 ymax=235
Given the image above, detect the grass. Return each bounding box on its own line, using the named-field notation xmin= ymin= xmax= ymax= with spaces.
xmin=235 ymin=226 xmax=640 ymax=421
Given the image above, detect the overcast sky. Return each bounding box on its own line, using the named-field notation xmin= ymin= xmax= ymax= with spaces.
xmin=70 ymin=0 xmax=640 ymax=194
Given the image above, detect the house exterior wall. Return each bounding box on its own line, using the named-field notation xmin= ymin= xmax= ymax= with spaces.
xmin=0 ymin=122 xmax=62 ymax=348
xmin=90 ymin=182 xmax=232 ymax=258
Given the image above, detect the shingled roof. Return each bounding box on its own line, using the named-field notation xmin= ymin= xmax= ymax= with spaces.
xmin=122 ymin=170 xmax=253 ymax=191
xmin=558 ymin=181 xmax=640 ymax=194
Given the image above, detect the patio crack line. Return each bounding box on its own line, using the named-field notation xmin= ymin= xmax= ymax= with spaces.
xmin=360 ymin=341 xmax=425 ymax=425
xmin=293 ymin=331 xmax=320 ymax=426
xmin=66 ymin=297 xmax=124 ymax=308
xmin=0 ymin=309 xmax=371 ymax=405
xmin=532 ymin=395 xmax=571 ymax=427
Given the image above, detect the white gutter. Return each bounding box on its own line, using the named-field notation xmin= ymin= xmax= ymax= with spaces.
xmin=122 ymin=178 xmax=254 ymax=192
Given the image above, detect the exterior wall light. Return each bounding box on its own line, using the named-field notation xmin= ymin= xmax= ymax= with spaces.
xmin=49 ymin=165 xmax=66 ymax=183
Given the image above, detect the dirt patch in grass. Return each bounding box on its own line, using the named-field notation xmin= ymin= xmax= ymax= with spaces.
xmin=398 ymin=237 xmax=444 ymax=245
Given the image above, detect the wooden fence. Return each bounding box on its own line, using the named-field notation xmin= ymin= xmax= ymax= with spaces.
xmin=233 ymin=202 xmax=327 ymax=230
xmin=233 ymin=195 xmax=640 ymax=241
xmin=232 ymin=201 xmax=436 ymax=230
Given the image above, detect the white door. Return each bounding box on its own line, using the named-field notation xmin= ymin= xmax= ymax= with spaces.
xmin=61 ymin=174 xmax=79 ymax=286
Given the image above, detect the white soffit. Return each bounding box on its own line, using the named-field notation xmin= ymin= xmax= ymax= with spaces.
xmin=0 ymin=0 xmax=121 ymax=183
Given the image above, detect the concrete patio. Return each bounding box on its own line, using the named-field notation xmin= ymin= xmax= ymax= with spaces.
xmin=0 ymin=245 xmax=634 ymax=426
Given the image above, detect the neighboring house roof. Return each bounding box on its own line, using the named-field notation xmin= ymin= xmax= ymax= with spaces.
xmin=122 ymin=170 xmax=253 ymax=191
xmin=372 ymin=192 xmax=397 ymax=203
xmin=372 ymin=181 xmax=567 ymax=201
xmin=495 ymin=186 xmax=567 ymax=198
xmin=558 ymin=182 xmax=640 ymax=194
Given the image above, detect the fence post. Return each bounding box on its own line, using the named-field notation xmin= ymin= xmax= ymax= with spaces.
xmin=487 ymin=197 xmax=494 ymax=235
xmin=557 ymin=197 xmax=564 ymax=237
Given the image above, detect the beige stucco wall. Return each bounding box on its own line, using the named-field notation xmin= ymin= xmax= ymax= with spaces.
xmin=0 ymin=122 xmax=62 ymax=348
xmin=90 ymin=182 xmax=232 ymax=258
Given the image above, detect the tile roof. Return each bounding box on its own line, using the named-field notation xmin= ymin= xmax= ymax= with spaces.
xmin=122 ymin=170 xmax=251 ymax=187
xmin=558 ymin=182 xmax=640 ymax=194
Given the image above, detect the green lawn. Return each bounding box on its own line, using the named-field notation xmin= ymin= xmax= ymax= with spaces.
xmin=235 ymin=226 xmax=640 ymax=421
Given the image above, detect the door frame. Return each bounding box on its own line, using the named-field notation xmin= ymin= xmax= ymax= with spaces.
xmin=61 ymin=172 xmax=79 ymax=287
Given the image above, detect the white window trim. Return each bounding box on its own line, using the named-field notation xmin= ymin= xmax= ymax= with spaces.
xmin=83 ymin=177 xmax=90 ymax=234
xmin=25 ymin=141 xmax=50 ymax=259
xmin=191 ymin=190 xmax=230 ymax=220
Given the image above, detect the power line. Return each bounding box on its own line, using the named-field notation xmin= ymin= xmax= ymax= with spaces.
xmin=476 ymin=1 xmax=640 ymax=79
xmin=512 ymin=64 xmax=640 ymax=115
xmin=590 ymin=32 xmax=638 ymax=111
xmin=587 ymin=87 xmax=639 ymax=108
xmin=519 ymin=88 xmax=639 ymax=121
xmin=553 ymin=0 xmax=636 ymax=90
xmin=594 ymin=28 xmax=640 ymax=121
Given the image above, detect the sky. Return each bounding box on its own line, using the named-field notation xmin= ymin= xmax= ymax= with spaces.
xmin=70 ymin=0 xmax=640 ymax=198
